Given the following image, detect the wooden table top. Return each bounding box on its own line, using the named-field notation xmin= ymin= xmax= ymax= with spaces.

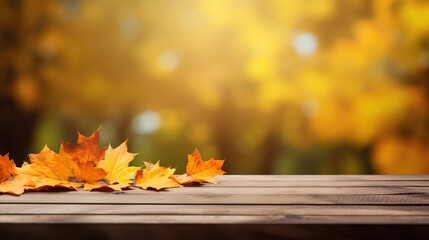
xmin=1 ymin=175 xmax=429 ymax=224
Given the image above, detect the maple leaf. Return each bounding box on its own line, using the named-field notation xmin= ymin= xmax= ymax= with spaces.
xmin=60 ymin=129 xmax=106 ymax=183
xmin=0 ymin=176 xmax=29 ymax=196
xmin=72 ymin=161 xmax=107 ymax=184
xmin=173 ymin=148 xmax=225 ymax=184
xmin=0 ymin=154 xmax=28 ymax=195
xmin=1 ymin=170 xmax=35 ymax=196
xmin=16 ymin=146 xmax=81 ymax=190
xmin=0 ymin=154 xmax=16 ymax=182
xmin=84 ymin=141 xmax=139 ymax=191
xmin=134 ymin=161 xmax=181 ymax=190
xmin=61 ymin=128 xmax=106 ymax=164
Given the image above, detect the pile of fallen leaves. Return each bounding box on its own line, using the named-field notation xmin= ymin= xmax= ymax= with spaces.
xmin=0 ymin=129 xmax=225 ymax=196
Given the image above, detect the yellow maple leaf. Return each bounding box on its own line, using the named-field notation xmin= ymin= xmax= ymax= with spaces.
xmin=84 ymin=141 xmax=139 ymax=191
xmin=173 ymin=148 xmax=225 ymax=184
xmin=17 ymin=146 xmax=81 ymax=190
xmin=0 ymin=154 xmax=29 ymax=195
xmin=134 ymin=161 xmax=181 ymax=190
xmin=0 ymin=175 xmax=29 ymax=196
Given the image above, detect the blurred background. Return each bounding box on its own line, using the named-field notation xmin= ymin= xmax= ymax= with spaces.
xmin=1 ymin=0 xmax=429 ymax=174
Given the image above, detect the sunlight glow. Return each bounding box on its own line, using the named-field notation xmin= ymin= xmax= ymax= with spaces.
xmin=132 ymin=111 xmax=162 ymax=134
xmin=293 ymin=32 xmax=318 ymax=57
xmin=158 ymin=51 xmax=180 ymax=71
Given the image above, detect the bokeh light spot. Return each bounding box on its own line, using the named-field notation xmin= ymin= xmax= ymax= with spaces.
xmin=292 ymin=32 xmax=318 ymax=57
xmin=120 ymin=17 xmax=140 ymax=40
xmin=132 ymin=111 xmax=162 ymax=134
xmin=301 ymin=99 xmax=319 ymax=118
xmin=158 ymin=51 xmax=180 ymax=71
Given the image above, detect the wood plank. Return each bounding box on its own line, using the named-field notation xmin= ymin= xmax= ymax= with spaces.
xmin=1 ymin=214 xmax=429 ymax=224
xmin=203 ymin=180 xmax=429 ymax=187
xmin=217 ymin=175 xmax=429 ymax=181
xmin=3 ymin=186 xmax=429 ymax=195
xmin=0 ymin=175 xmax=429 ymax=225
xmin=118 ymin=186 xmax=429 ymax=194
xmin=1 ymin=192 xmax=428 ymax=204
xmin=1 ymin=204 xmax=429 ymax=216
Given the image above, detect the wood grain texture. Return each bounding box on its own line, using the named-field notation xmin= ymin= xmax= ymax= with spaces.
xmin=1 ymin=175 xmax=429 ymax=224
xmin=5 ymin=186 xmax=429 ymax=195
xmin=1 ymin=214 xmax=429 ymax=224
xmin=1 ymin=204 xmax=429 ymax=216
xmin=1 ymin=192 xmax=428 ymax=204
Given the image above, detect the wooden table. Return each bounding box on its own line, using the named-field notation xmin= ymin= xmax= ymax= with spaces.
xmin=1 ymin=175 xmax=429 ymax=239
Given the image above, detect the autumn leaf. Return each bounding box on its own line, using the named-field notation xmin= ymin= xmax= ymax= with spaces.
xmin=173 ymin=148 xmax=225 ymax=184
xmin=60 ymin=129 xmax=106 ymax=183
xmin=73 ymin=161 xmax=107 ymax=184
xmin=0 ymin=154 xmax=15 ymax=182
xmin=1 ymin=128 xmax=226 ymax=195
xmin=16 ymin=146 xmax=81 ymax=190
xmin=61 ymin=128 xmax=106 ymax=164
xmin=0 ymin=175 xmax=29 ymax=196
xmin=134 ymin=161 xmax=181 ymax=190
xmin=0 ymin=154 xmax=29 ymax=195
xmin=84 ymin=141 xmax=139 ymax=191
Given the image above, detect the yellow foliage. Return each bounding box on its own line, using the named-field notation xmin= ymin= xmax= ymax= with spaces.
xmin=4 ymin=0 xmax=429 ymax=174
xmin=373 ymin=137 xmax=429 ymax=174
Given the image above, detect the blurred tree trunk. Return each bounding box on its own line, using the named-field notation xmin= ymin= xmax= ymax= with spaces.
xmin=0 ymin=0 xmax=45 ymax=165
xmin=259 ymin=126 xmax=281 ymax=174
xmin=212 ymin=85 xmax=236 ymax=173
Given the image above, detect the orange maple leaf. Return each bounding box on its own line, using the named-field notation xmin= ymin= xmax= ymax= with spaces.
xmin=60 ymin=129 xmax=106 ymax=183
xmin=173 ymin=148 xmax=225 ymax=184
xmin=0 ymin=154 xmax=32 ymax=195
xmin=16 ymin=146 xmax=81 ymax=190
xmin=0 ymin=153 xmax=15 ymax=182
xmin=0 ymin=176 xmax=29 ymax=196
xmin=84 ymin=141 xmax=140 ymax=191
xmin=134 ymin=161 xmax=181 ymax=190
